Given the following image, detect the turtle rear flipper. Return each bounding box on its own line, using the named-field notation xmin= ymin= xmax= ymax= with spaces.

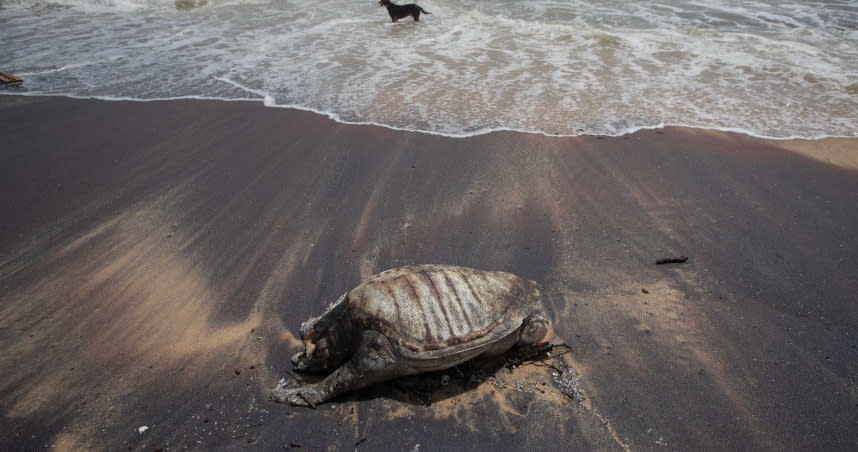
xmin=517 ymin=311 xmax=550 ymax=346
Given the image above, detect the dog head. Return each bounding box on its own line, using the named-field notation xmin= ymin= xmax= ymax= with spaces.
xmin=379 ymin=0 xmax=391 ymax=6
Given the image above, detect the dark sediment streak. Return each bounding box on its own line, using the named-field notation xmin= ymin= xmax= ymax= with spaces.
xmin=1 ymin=96 xmax=857 ymax=450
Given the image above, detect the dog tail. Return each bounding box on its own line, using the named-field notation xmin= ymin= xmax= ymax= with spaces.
xmin=420 ymin=7 xmax=431 ymax=14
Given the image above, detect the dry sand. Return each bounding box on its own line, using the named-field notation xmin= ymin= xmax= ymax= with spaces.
xmin=1 ymin=95 xmax=857 ymax=451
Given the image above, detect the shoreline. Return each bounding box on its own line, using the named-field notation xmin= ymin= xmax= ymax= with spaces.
xmin=2 ymin=92 xmax=856 ymax=144
xmin=1 ymin=95 xmax=857 ymax=450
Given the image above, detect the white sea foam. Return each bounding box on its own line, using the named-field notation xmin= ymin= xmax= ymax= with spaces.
xmin=1 ymin=0 xmax=856 ymax=138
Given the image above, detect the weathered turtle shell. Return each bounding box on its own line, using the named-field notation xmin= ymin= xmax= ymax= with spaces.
xmin=275 ymin=264 xmax=547 ymax=406
xmin=346 ymin=264 xmax=541 ymax=360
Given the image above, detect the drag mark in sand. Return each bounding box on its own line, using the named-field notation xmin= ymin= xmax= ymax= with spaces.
xmin=0 ymin=195 xmax=267 ymax=444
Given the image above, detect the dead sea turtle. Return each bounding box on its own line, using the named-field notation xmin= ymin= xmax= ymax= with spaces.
xmin=272 ymin=264 xmax=549 ymax=407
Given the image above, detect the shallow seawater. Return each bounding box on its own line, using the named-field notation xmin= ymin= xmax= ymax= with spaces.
xmin=1 ymin=0 xmax=856 ymax=138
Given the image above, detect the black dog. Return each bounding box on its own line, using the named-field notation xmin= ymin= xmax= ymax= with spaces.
xmin=379 ymin=0 xmax=431 ymax=22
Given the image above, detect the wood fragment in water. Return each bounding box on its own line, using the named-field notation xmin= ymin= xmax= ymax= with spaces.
xmin=0 ymin=71 xmax=22 ymax=85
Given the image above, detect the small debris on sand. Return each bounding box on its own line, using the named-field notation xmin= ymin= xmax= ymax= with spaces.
xmin=656 ymin=256 xmax=688 ymax=265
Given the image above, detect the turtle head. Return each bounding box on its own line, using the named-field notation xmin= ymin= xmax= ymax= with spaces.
xmin=291 ymin=319 xmax=332 ymax=372
xmin=291 ymin=295 xmax=352 ymax=373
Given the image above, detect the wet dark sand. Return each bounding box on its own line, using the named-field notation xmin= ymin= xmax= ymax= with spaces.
xmin=1 ymin=95 xmax=857 ymax=451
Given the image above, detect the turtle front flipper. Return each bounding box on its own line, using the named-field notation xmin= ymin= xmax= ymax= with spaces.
xmin=271 ymin=381 xmax=324 ymax=407
xmin=272 ymin=330 xmax=400 ymax=407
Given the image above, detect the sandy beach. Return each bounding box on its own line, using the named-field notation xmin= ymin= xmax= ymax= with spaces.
xmin=1 ymin=95 xmax=856 ymax=450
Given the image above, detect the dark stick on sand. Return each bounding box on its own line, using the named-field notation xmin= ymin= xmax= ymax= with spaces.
xmin=656 ymin=256 xmax=688 ymax=265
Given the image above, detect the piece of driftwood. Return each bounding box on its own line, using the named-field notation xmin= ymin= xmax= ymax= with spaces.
xmin=656 ymin=256 xmax=688 ymax=265
xmin=0 ymin=72 xmax=23 ymax=86
xmin=505 ymin=341 xmax=574 ymax=367
xmin=505 ymin=341 xmax=553 ymax=367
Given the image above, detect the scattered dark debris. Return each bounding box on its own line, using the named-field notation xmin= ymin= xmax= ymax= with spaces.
xmin=276 ymin=341 xmax=577 ymax=408
xmin=641 ymin=288 xmax=650 ymax=294
xmin=355 ymin=436 xmax=367 ymax=446
xmin=388 ymin=353 xmax=492 ymax=405
xmin=656 ymin=256 xmax=688 ymax=265
xmin=386 ymin=342 xmax=577 ymax=405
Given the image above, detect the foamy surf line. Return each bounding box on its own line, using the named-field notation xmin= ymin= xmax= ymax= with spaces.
xmin=15 ymin=63 xmax=97 ymax=77
xmin=5 ymin=90 xmax=853 ymax=142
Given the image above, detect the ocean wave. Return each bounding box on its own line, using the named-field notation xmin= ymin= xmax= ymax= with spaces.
xmin=2 ymin=0 xmax=856 ymax=139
